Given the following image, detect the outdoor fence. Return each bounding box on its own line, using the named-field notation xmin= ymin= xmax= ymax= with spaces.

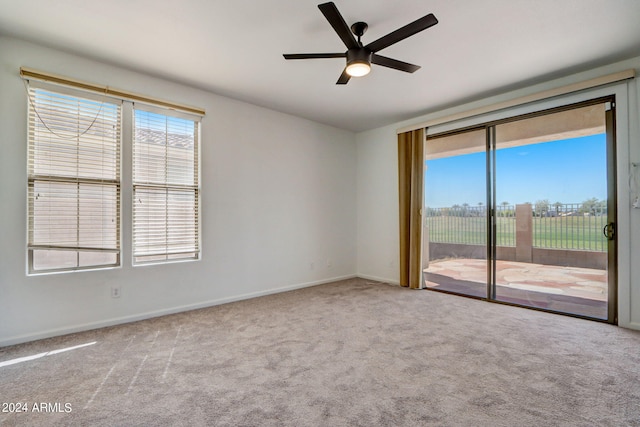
xmin=425 ymin=202 xmax=608 ymax=252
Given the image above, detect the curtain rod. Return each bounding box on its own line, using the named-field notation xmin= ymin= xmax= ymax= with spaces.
xmin=396 ymin=69 xmax=635 ymax=134
xmin=20 ymin=67 xmax=206 ymax=117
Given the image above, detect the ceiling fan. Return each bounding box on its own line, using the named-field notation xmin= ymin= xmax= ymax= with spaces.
xmin=283 ymin=2 xmax=438 ymax=85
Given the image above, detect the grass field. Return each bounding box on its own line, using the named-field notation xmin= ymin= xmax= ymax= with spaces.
xmin=425 ymin=215 xmax=608 ymax=251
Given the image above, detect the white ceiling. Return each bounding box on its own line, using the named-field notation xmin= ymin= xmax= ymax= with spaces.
xmin=1 ymin=0 xmax=639 ymax=132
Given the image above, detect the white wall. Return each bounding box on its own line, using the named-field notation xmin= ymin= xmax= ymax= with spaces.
xmin=356 ymin=56 xmax=640 ymax=330
xmin=0 ymin=37 xmax=357 ymax=346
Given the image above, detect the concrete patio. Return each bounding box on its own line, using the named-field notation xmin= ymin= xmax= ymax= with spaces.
xmin=424 ymin=258 xmax=608 ymax=319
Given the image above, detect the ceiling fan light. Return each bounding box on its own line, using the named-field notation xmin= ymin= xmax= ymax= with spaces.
xmin=346 ymin=61 xmax=371 ymax=77
xmin=345 ymin=48 xmax=373 ymax=77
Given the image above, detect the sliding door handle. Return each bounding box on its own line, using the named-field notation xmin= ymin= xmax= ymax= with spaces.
xmin=603 ymin=222 xmax=615 ymax=240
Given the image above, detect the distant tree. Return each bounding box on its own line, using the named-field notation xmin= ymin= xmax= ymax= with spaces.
xmin=425 ymin=207 xmax=438 ymax=217
xmin=598 ymin=199 xmax=607 ymax=215
xmin=578 ymin=198 xmax=609 ymax=216
xmin=580 ymin=197 xmax=600 ymax=214
xmin=534 ymin=199 xmax=550 ymax=217
xmin=500 ymin=201 xmax=510 ymax=217
xmin=553 ymin=201 xmax=563 ymax=214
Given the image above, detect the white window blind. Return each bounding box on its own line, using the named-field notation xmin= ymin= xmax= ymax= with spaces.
xmin=133 ymin=107 xmax=200 ymax=264
xmin=27 ymin=86 xmax=121 ymax=273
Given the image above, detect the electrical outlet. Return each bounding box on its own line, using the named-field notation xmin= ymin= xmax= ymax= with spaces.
xmin=633 ymin=197 xmax=640 ymax=209
xmin=111 ymin=286 xmax=121 ymax=298
xmin=326 ymin=259 xmax=332 ymax=268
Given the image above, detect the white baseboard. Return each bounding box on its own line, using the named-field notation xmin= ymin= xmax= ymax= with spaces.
xmin=618 ymin=320 xmax=640 ymax=331
xmin=0 ymin=274 xmax=357 ymax=347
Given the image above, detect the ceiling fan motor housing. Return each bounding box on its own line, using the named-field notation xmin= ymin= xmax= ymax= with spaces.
xmin=347 ymin=48 xmax=372 ymax=66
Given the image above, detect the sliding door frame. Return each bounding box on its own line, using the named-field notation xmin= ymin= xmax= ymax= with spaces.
xmin=487 ymin=126 xmax=497 ymax=301
xmin=425 ymin=93 xmax=622 ymax=324
xmin=606 ymin=103 xmax=618 ymax=324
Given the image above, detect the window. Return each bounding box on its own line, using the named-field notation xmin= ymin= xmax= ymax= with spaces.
xmin=23 ymin=68 xmax=204 ymax=273
xmin=132 ymin=107 xmax=200 ymax=264
xmin=27 ymin=85 xmax=121 ymax=273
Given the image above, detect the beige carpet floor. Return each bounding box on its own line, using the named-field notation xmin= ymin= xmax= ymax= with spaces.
xmin=1 ymin=278 xmax=639 ymax=426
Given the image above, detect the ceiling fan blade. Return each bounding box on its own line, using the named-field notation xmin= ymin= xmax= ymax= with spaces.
xmin=283 ymin=53 xmax=345 ymax=60
xmin=336 ymin=69 xmax=351 ymax=85
xmin=365 ymin=13 xmax=438 ymax=53
xmin=318 ymin=2 xmax=359 ymax=50
xmin=372 ymin=54 xmax=421 ymax=73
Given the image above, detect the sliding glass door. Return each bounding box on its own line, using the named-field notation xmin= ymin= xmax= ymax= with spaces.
xmin=423 ymin=98 xmax=617 ymax=322
xmin=423 ymin=129 xmax=488 ymax=298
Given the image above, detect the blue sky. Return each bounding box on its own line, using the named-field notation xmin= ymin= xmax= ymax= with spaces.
xmin=135 ymin=110 xmax=195 ymax=136
xmin=425 ymin=134 xmax=607 ymax=208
